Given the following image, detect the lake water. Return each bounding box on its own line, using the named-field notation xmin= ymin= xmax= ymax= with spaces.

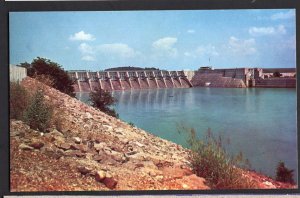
xmin=77 ymin=87 xmax=297 ymax=182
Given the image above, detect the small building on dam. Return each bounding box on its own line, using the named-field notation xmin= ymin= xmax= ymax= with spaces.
xmin=67 ymin=67 xmax=296 ymax=92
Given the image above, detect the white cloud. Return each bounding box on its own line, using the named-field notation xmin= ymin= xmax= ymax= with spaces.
xmin=196 ymin=44 xmax=219 ymax=57
xmin=271 ymin=10 xmax=295 ymax=20
xmin=97 ymin=43 xmax=139 ymax=58
xmin=81 ymin=55 xmax=96 ymax=61
xmin=187 ymin=29 xmax=195 ymax=34
xmin=69 ymin=31 xmax=95 ymax=41
xmin=78 ymin=43 xmax=95 ymax=54
xmin=153 ymin=37 xmax=177 ymax=50
xmin=77 ymin=42 xmax=140 ymax=60
xmin=152 ymin=37 xmax=178 ymax=57
xmin=277 ymin=25 xmax=287 ymax=34
xmin=249 ymin=26 xmax=275 ymax=36
xmin=249 ymin=25 xmax=286 ymax=36
xmin=184 ymin=52 xmax=193 ymax=57
xmin=227 ymin=36 xmax=256 ymax=55
xmin=281 ymin=35 xmax=296 ymax=50
xmin=184 ymin=44 xmax=219 ymax=58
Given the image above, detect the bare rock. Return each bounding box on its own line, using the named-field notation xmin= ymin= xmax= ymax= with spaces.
xmin=134 ymin=163 xmax=144 ymax=169
xmin=95 ymin=169 xmax=117 ymax=189
xmin=162 ymin=166 xmax=193 ymax=180
xmin=73 ymin=137 xmax=81 ymax=144
xmin=50 ymin=129 xmax=64 ymax=137
xmin=95 ymin=170 xmax=106 ymax=182
xmin=77 ymin=166 xmax=92 ymax=175
xmin=42 ymin=146 xmax=63 ymax=159
xmin=133 ymin=141 xmax=145 ymax=147
xmin=64 ymin=150 xmax=86 ymax=158
xmin=114 ymin=128 xmax=123 ymax=135
xmin=103 ymin=177 xmax=118 ymax=189
xmin=105 ymin=150 xmax=125 ymax=162
xmin=121 ymin=138 xmax=129 ymax=144
xmin=57 ymin=143 xmax=71 ymax=150
xmin=19 ymin=143 xmax=34 ymax=151
xmin=263 ymin=181 xmax=276 ymax=189
xmin=126 ymin=151 xmax=137 ymax=156
xmin=103 ymin=124 xmax=113 ymax=131
xmin=93 ymin=155 xmax=103 ymax=162
xmin=30 ymin=141 xmax=45 ymax=149
xmin=45 ymin=127 xmax=55 ymax=133
xmin=70 ymin=144 xmax=80 ymax=150
xmin=70 ymin=144 xmax=88 ymax=152
xmin=51 ymin=135 xmax=65 ymax=142
xmin=10 ymin=131 xmax=20 ymax=137
xmin=94 ymin=142 xmax=107 ymax=151
xmin=178 ymin=174 xmax=210 ymax=190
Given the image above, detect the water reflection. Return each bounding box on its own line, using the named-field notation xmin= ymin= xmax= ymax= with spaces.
xmin=77 ymin=87 xmax=297 ymax=181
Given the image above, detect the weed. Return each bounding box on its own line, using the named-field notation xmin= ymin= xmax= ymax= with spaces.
xmin=178 ymin=125 xmax=257 ymax=189
xmin=128 ymin=122 xmax=135 ymax=127
xmin=10 ymin=82 xmax=30 ymax=120
xmin=23 ymin=89 xmax=53 ymax=131
xmin=276 ymin=161 xmax=295 ymax=184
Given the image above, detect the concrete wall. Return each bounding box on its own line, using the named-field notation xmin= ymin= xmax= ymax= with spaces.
xmin=68 ymin=70 xmax=193 ymax=92
xmin=191 ymin=67 xmax=296 ymax=88
xmin=10 ymin=64 xmax=27 ymax=83
xmin=183 ymin=70 xmax=195 ymax=81
xmin=191 ymin=68 xmax=248 ymax=88
xmin=191 ymin=73 xmax=246 ymax=88
xmin=255 ymin=78 xmax=296 ymax=88
xmin=263 ymin=72 xmax=296 ymax=78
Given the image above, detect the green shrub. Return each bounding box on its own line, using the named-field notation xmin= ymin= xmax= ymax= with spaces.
xmin=10 ymin=82 xmax=30 ymax=120
xmin=179 ymin=126 xmax=256 ymax=189
xmin=89 ymin=88 xmax=119 ymax=118
xmin=23 ymin=89 xmax=53 ymax=131
xmin=276 ymin=161 xmax=294 ymax=184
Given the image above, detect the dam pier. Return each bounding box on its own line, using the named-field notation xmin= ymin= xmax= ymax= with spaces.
xmin=67 ymin=69 xmax=193 ymax=92
xmin=67 ymin=67 xmax=296 ymax=92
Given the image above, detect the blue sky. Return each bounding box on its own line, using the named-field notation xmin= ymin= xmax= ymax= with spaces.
xmin=10 ymin=9 xmax=296 ymax=71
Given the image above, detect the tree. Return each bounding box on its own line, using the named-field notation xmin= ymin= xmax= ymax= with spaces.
xmin=19 ymin=57 xmax=75 ymax=97
xmin=273 ymin=71 xmax=282 ymax=78
xmin=276 ymin=161 xmax=294 ymax=184
xmin=18 ymin=62 xmax=35 ymax=76
xmin=89 ymin=88 xmax=119 ymax=118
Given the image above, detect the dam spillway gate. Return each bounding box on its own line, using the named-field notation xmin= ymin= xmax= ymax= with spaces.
xmin=67 ymin=70 xmax=193 ymax=92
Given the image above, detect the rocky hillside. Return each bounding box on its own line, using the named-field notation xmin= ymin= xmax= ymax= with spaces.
xmin=10 ymin=77 xmax=296 ymax=191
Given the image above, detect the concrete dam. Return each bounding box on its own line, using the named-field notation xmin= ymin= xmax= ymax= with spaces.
xmin=67 ymin=70 xmax=193 ymax=92
xmin=67 ymin=67 xmax=296 ymax=92
xmin=190 ymin=67 xmax=296 ymax=88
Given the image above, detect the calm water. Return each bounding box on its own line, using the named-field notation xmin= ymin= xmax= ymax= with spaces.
xmin=77 ymin=87 xmax=297 ymax=181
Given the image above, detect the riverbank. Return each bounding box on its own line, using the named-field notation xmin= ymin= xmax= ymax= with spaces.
xmin=10 ymin=77 xmax=296 ymax=191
